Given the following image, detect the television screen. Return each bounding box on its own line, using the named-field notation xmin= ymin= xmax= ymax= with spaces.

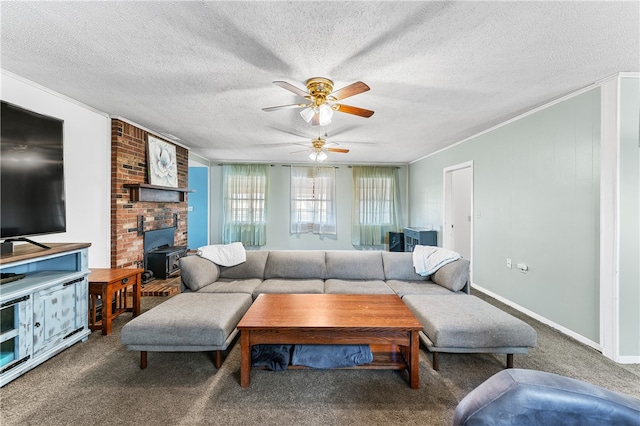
xmin=1 ymin=101 xmax=66 ymax=239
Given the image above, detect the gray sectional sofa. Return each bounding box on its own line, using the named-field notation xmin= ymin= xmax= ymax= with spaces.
xmin=121 ymin=250 xmax=537 ymax=372
xmin=179 ymin=250 xmax=471 ymax=297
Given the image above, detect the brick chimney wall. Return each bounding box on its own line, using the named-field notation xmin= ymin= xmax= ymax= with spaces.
xmin=111 ymin=119 xmax=189 ymax=268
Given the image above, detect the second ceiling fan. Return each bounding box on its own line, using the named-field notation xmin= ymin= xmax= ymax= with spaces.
xmin=292 ymin=137 xmax=349 ymax=162
xmin=263 ymin=77 xmax=374 ymax=126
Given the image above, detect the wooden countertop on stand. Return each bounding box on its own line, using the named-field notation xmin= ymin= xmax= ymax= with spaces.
xmin=0 ymin=242 xmax=92 ymax=265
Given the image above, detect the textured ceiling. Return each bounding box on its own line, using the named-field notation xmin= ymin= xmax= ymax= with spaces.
xmin=1 ymin=1 xmax=638 ymax=165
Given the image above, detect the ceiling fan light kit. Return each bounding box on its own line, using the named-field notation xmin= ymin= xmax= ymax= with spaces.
xmin=300 ymin=107 xmax=316 ymax=123
xmin=299 ymin=103 xmax=334 ymax=126
xmin=319 ymin=104 xmax=334 ymax=125
xmin=309 ymin=151 xmax=328 ymax=162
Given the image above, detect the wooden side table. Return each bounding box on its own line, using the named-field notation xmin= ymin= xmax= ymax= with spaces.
xmin=88 ymin=268 xmax=143 ymax=335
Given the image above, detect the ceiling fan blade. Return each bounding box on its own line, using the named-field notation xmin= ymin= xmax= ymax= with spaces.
xmin=330 ymin=81 xmax=370 ymax=100
xmin=262 ymin=103 xmax=306 ymax=112
xmin=326 ymin=148 xmax=350 ymax=153
xmin=333 ymin=104 xmax=375 ymax=118
xmin=290 ymin=149 xmax=310 ymax=154
xmin=273 ymin=81 xmax=309 ymax=99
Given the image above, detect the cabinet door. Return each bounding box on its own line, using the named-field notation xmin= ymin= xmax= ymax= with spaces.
xmin=0 ymin=297 xmax=33 ymax=369
xmin=32 ymin=283 xmax=77 ymax=356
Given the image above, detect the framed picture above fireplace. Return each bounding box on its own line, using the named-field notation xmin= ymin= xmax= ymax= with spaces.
xmin=147 ymin=135 xmax=178 ymax=188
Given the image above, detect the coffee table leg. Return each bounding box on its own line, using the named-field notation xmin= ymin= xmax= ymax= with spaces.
xmin=410 ymin=330 xmax=419 ymax=389
xmin=240 ymin=330 xmax=251 ymax=388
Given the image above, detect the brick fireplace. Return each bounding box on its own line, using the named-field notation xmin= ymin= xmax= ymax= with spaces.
xmin=110 ymin=119 xmax=189 ymax=269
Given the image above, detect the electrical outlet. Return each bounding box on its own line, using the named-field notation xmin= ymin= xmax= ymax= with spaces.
xmin=506 ymin=258 xmax=512 ymax=269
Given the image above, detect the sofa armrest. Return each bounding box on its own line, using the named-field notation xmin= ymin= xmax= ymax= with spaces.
xmin=431 ymin=258 xmax=470 ymax=293
xmin=179 ymin=255 xmax=220 ymax=292
xmin=454 ymin=369 xmax=640 ymax=425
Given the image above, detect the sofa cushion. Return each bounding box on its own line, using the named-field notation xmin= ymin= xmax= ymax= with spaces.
xmin=381 ymin=252 xmax=429 ymax=281
xmin=253 ymin=279 xmax=325 ymax=299
xmin=324 ymin=279 xmax=394 ymax=294
xmin=325 ymin=251 xmax=385 ymax=280
xmin=196 ymin=278 xmax=262 ymax=295
xmin=431 ymin=258 xmax=470 ymax=292
xmin=179 ymin=255 xmax=220 ymax=292
xmin=263 ymin=250 xmax=326 ymax=279
xmin=385 ymin=280 xmax=457 ymax=297
xmin=219 ymin=250 xmax=268 ymax=280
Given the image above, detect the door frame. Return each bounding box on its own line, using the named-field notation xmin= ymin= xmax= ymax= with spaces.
xmin=442 ymin=161 xmax=474 ymax=282
xmin=187 ymin=164 xmax=210 ymax=249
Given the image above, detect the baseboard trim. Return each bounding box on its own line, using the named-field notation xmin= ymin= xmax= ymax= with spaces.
xmin=472 ymin=284 xmax=603 ymax=353
xmin=617 ymin=355 xmax=640 ymax=364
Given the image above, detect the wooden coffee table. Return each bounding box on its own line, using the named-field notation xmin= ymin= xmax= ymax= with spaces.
xmin=237 ymin=294 xmax=423 ymax=389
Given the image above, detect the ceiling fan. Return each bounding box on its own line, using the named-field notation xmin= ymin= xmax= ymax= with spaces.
xmin=263 ymin=77 xmax=374 ymax=126
xmin=292 ymin=137 xmax=349 ymax=162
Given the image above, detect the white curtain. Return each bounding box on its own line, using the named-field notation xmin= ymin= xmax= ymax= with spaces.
xmin=351 ymin=166 xmax=403 ymax=246
xmin=222 ymin=164 xmax=269 ymax=246
xmin=290 ymin=166 xmax=337 ymax=236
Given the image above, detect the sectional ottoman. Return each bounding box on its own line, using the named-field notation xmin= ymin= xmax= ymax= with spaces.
xmin=403 ymin=294 xmax=537 ymax=370
xmin=120 ymin=293 xmax=252 ymax=369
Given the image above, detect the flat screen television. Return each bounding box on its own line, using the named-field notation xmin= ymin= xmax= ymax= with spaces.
xmin=1 ymin=100 xmax=66 ymax=248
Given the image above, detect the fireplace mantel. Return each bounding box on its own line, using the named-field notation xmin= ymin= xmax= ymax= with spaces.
xmin=123 ymin=183 xmax=192 ymax=203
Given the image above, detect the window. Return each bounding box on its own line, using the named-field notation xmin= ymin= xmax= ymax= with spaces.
xmin=290 ymin=166 xmax=336 ymax=236
xmin=222 ymin=164 xmax=269 ymax=246
xmin=351 ymin=166 xmax=403 ymax=246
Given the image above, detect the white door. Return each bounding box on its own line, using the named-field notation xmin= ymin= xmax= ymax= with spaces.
xmin=443 ymin=162 xmax=473 ymax=261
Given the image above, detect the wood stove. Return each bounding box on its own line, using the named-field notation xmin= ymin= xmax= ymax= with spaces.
xmin=143 ymin=227 xmax=187 ymax=282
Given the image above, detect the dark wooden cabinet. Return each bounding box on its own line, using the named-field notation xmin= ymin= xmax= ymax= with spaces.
xmin=404 ymin=227 xmax=437 ymax=252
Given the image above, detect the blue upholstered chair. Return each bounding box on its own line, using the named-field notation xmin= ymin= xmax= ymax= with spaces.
xmin=453 ymin=369 xmax=640 ymax=425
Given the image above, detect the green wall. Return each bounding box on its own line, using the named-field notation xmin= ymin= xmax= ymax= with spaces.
xmin=619 ymin=77 xmax=640 ymax=356
xmin=409 ymin=89 xmax=602 ymax=343
xmin=208 ymin=164 xmax=408 ymax=250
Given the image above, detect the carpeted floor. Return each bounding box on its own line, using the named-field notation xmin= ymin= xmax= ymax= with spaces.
xmin=1 ymin=290 xmax=638 ymax=426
